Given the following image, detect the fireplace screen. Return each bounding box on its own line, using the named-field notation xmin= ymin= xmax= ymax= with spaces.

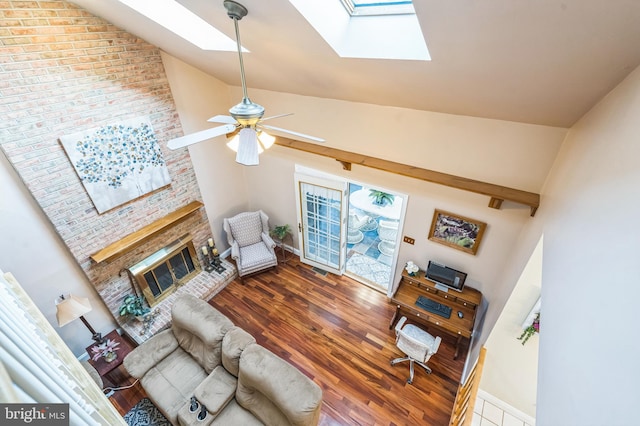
xmin=128 ymin=234 xmax=201 ymax=307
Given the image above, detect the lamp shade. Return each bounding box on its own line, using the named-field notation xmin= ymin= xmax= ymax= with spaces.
xmin=56 ymin=294 xmax=92 ymax=327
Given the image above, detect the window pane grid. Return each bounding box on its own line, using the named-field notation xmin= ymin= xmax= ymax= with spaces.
xmin=302 ymin=183 xmax=342 ymax=269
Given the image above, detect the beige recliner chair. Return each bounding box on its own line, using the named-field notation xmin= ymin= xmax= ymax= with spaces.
xmin=124 ymin=295 xmax=234 ymax=423
xmin=124 ymin=295 xmax=322 ymax=425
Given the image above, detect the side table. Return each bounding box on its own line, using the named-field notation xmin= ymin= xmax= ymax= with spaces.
xmin=274 ymin=234 xmax=294 ymax=264
xmin=86 ymin=330 xmax=135 ymax=386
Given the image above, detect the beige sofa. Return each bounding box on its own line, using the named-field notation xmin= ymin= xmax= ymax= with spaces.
xmin=123 ymin=295 xmax=322 ymax=426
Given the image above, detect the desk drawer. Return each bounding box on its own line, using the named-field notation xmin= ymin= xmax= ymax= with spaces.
xmin=397 ymin=305 xmax=472 ymax=339
xmin=452 ymin=298 xmax=476 ymax=310
xmin=439 ymin=293 xmax=457 ymax=303
xmin=437 ymin=321 xmax=472 ymax=339
xmin=405 ymin=278 xmax=437 ymax=295
xmin=402 ymin=305 xmax=430 ymax=322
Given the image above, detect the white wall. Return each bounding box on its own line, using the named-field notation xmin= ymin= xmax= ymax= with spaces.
xmin=0 ymin=150 xmax=116 ymax=356
xmin=161 ymin=52 xmax=250 ymax=250
xmin=480 ymin=236 xmax=542 ymax=417
xmin=161 ymin=53 xmax=568 ymax=345
xmin=231 ymin=87 xmax=566 ymax=193
xmin=530 ymin=64 xmax=640 ymax=425
xmin=234 ymin=87 xmax=566 ymax=337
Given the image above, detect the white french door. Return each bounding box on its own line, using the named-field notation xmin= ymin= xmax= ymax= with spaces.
xmin=294 ymin=173 xmax=347 ymax=275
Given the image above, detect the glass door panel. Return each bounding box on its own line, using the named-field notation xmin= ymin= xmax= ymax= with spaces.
xmin=295 ymin=174 xmax=346 ymax=275
xmin=346 ymin=183 xmax=406 ymax=294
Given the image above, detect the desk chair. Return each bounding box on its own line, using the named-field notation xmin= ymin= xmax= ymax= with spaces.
xmin=391 ymin=316 xmax=441 ymax=384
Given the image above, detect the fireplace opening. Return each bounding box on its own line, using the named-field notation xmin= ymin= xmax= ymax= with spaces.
xmin=128 ymin=234 xmax=201 ymax=307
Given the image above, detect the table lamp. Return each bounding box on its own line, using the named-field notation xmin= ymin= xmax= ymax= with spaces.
xmin=55 ymin=294 xmax=104 ymax=344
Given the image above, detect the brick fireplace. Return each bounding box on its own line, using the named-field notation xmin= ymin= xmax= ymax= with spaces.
xmin=0 ymin=1 xmax=236 ymax=344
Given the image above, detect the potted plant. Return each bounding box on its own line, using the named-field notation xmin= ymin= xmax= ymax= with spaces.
xmin=270 ymin=224 xmax=292 ymax=242
xmin=90 ymin=338 xmax=120 ymax=363
xmin=368 ymin=190 xmax=395 ymax=206
xmin=118 ymin=294 xmax=150 ymax=320
xmin=517 ymin=312 xmax=540 ymax=345
xmin=405 ymin=261 xmax=419 ymax=277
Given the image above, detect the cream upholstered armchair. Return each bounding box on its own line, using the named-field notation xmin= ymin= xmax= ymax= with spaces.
xmin=391 ymin=316 xmax=441 ymax=384
xmin=223 ymin=210 xmax=278 ymax=283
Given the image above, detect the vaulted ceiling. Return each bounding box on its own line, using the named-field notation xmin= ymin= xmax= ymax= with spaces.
xmin=72 ymin=0 xmax=640 ymax=128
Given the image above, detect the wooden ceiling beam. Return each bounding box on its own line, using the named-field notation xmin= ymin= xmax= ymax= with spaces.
xmin=275 ymin=138 xmax=540 ymax=216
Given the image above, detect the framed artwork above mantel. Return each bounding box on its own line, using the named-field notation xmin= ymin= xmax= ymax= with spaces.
xmin=428 ymin=209 xmax=487 ymax=255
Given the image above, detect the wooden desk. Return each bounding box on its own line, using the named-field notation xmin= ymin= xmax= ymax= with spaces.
xmin=390 ymin=270 xmax=482 ymax=359
xmin=86 ymin=330 xmax=135 ymax=385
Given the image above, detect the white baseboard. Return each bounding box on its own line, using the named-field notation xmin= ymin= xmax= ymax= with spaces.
xmin=477 ymin=389 xmax=536 ymax=425
xmin=283 ymin=243 xmax=299 ymax=257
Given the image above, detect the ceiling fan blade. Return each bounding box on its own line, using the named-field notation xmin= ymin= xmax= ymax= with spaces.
xmin=207 ymin=115 xmax=237 ymax=125
xmin=260 ymin=124 xmax=325 ymax=143
xmin=260 ymin=113 xmax=293 ymax=122
xmin=167 ymin=124 xmax=237 ymax=150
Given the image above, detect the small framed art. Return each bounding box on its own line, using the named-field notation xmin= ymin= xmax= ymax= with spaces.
xmin=428 ymin=209 xmax=487 ymax=255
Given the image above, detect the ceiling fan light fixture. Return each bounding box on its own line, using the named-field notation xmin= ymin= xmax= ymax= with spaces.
xmin=234 ymin=127 xmax=260 ymax=166
xmin=226 ymin=134 xmax=240 ymax=152
xmin=226 ymin=130 xmax=265 ymax=154
xmin=257 ymin=130 xmax=275 ymax=150
xmin=229 ymin=98 xmax=264 ymax=124
xmin=166 ymin=1 xmax=324 ymax=161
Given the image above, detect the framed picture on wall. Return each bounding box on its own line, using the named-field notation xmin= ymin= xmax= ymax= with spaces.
xmin=428 ymin=209 xmax=487 ymax=255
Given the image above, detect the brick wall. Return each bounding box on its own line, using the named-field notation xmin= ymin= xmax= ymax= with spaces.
xmin=0 ymin=1 xmax=218 ymax=322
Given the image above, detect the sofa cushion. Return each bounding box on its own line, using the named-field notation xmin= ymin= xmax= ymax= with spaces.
xmin=228 ymin=211 xmax=263 ymax=247
xmin=177 ymin=366 xmax=238 ymax=426
xmin=124 ymin=329 xmax=179 ymax=379
xmin=196 ymin=366 xmax=237 ymax=416
xmin=222 ymin=327 xmax=257 ymax=377
xmin=211 ymin=399 xmax=264 ymax=426
xmin=141 ymin=347 xmax=208 ymax=424
xmin=172 ymin=295 xmax=234 ymax=374
xmin=238 ymin=242 xmax=277 ymax=272
xmin=236 ymin=345 xmax=322 ymax=426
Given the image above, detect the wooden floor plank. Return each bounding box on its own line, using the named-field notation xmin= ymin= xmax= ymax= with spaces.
xmin=109 ymin=259 xmax=466 ymax=425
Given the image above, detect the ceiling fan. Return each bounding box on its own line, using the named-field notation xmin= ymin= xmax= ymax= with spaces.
xmin=167 ymin=0 xmax=324 ymax=165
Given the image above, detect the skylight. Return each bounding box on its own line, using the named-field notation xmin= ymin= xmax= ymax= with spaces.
xmin=341 ymin=0 xmax=415 ymax=16
xmin=117 ymin=0 xmax=239 ymax=51
xmin=289 ymin=0 xmax=429 ymax=61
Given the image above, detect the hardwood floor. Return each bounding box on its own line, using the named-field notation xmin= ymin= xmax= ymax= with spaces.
xmin=110 ymin=260 xmax=466 ymax=425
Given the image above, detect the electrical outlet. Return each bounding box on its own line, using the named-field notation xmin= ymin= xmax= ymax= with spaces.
xmin=403 ymin=236 xmax=415 ymax=245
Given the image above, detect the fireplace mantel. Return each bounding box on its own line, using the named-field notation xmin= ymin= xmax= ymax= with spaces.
xmin=90 ymin=201 xmax=204 ymax=263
